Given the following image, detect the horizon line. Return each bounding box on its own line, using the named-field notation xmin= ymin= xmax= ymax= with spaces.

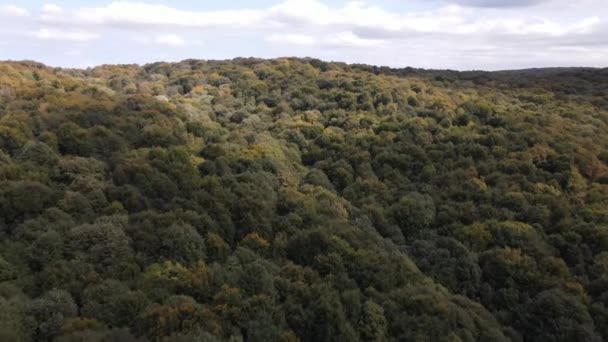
xmin=1 ymin=57 xmax=606 ymax=74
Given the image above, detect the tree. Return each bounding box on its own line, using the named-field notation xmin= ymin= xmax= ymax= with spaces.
xmin=390 ymin=192 xmax=436 ymax=239
xmin=1 ymin=181 xmax=54 ymax=224
xmin=136 ymin=296 xmax=207 ymax=339
xmin=28 ymin=289 xmax=78 ymax=341
xmin=65 ymin=222 xmax=133 ymax=275
xmin=518 ymin=289 xmax=601 ymax=342
xmin=158 ymin=223 xmax=207 ymax=264
xmin=358 ymin=300 xmax=387 ymax=342
xmin=81 ymin=280 xmax=149 ymax=328
xmin=16 ymin=141 xmax=58 ymax=168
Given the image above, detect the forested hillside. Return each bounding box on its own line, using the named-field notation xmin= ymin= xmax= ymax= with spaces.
xmin=1 ymin=58 xmax=608 ymax=341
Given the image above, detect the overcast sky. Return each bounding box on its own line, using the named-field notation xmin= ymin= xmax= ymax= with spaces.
xmin=0 ymin=0 xmax=606 ymax=70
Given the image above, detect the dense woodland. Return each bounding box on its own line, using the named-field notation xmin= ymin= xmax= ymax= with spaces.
xmin=0 ymin=58 xmax=608 ymax=341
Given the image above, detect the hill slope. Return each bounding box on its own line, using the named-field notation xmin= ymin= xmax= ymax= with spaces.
xmin=1 ymin=58 xmax=608 ymax=341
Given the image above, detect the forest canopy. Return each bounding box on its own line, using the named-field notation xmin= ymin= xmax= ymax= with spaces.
xmin=0 ymin=58 xmax=608 ymax=341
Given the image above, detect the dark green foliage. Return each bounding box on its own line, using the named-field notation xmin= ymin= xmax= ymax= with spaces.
xmin=1 ymin=58 xmax=607 ymax=341
xmin=158 ymin=223 xmax=206 ymax=264
xmin=358 ymin=300 xmax=387 ymax=341
xmin=517 ymin=289 xmax=601 ymax=342
xmin=390 ymin=192 xmax=436 ymax=239
xmin=29 ymin=289 xmax=78 ymax=341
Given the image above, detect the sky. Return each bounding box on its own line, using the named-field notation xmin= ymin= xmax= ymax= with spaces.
xmin=0 ymin=0 xmax=606 ymax=70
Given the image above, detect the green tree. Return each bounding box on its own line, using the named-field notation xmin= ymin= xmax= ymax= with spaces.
xmin=390 ymin=192 xmax=436 ymax=239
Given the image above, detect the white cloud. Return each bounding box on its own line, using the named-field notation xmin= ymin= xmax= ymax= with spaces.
xmin=324 ymin=31 xmax=383 ymax=48
xmin=42 ymin=1 xmax=265 ymax=29
xmin=134 ymin=34 xmax=202 ymax=47
xmin=42 ymin=4 xmax=63 ymax=15
xmin=32 ymin=28 xmax=99 ymax=42
xmin=266 ymin=33 xmax=316 ymax=46
xmin=34 ymin=0 xmax=607 ymax=48
xmin=448 ymin=0 xmax=549 ymax=7
xmin=154 ymin=34 xmax=186 ymax=47
xmin=64 ymin=49 xmax=82 ymax=56
xmin=269 ymin=0 xmax=333 ymax=26
xmin=0 ymin=0 xmax=606 ymax=70
xmin=0 ymin=5 xmax=30 ymax=17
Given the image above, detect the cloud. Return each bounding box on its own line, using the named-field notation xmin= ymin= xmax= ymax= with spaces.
xmin=36 ymin=0 xmax=441 ymax=33
xmin=0 ymin=5 xmax=30 ymax=17
xmin=42 ymin=4 xmax=63 ymax=15
xmin=134 ymin=34 xmax=202 ymax=47
xmin=448 ymin=0 xmax=549 ymax=7
xmin=1 ymin=0 xmax=607 ymax=70
xmin=42 ymin=1 xmax=265 ymax=29
xmin=324 ymin=31 xmax=383 ymax=48
xmin=269 ymin=0 xmax=333 ymax=25
xmin=34 ymin=0 xmax=606 ymax=45
xmin=154 ymin=34 xmax=186 ymax=47
xmin=266 ymin=31 xmax=381 ymax=48
xmin=266 ymin=33 xmax=316 ymax=46
xmin=345 ymin=6 xmax=602 ymax=41
xmin=32 ymin=28 xmax=99 ymax=42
